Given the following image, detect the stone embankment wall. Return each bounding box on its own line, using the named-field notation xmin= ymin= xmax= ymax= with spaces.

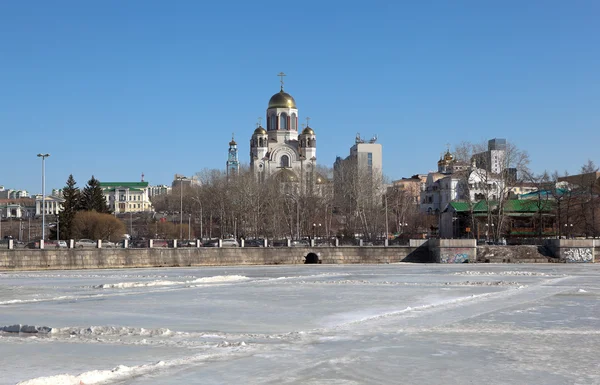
xmin=1 ymin=240 xmax=598 ymax=271
xmin=0 ymin=246 xmax=417 ymax=271
xmin=543 ymin=239 xmax=598 ymax=263
xmin=477 ymin=245 xmax=555 ymax=263
xmin=428 ymin=239 xmax=477 ymax=263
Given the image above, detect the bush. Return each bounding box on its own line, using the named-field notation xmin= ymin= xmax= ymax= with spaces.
xmin=72 ymin=211 xmax=126 ymax=241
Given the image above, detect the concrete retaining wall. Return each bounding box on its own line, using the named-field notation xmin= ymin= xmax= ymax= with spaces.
xmin=544 ymin=239 xmax=597 ymax=263
xmin=0 ymin=246 xmax=417 ymax=271
xmin=428 ymin=239 xmax=477 ymax=264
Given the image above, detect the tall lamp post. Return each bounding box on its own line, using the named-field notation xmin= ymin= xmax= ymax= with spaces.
xmin=191 ymin=196 xmax=203 ymax=241
xmin=177 ymin=176 xmax=184 ymax=240
xmin=285 ymin=194 xmax=299 ymax=240
xmin=37 ymin=153 xmax=50 ymax=240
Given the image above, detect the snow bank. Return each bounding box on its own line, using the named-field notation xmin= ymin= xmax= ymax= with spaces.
xmin=17 ymin=344 xmax=250 ymax=385
xmin=0 ymin=324 xmax=52 ymax=333
xmin=455 ymin=271 xmax=559 ymax=277
xmin=94 ymin=275 xmax=249 ymax=289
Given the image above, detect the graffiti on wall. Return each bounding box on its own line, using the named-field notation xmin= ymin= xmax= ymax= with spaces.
xmin=562 ymin=248 xmax=593 ymax=263
xmin=439 ymin=248 xmax=472 ymax=263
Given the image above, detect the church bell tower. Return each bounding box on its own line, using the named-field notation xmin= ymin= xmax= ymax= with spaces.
xmin=226 ymin=134 xmax=240 ymax=177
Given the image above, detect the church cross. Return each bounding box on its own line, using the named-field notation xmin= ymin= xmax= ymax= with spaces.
xmin=257 ymin=117 xmax=262 ymax=128
xmin=277 ymin=72 xmax=286 ymax=91
xmin=305 ymin=116 xmax=311 ymax=127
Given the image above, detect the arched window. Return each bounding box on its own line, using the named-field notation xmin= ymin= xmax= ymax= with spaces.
xmin=280 ymin=154 xmax=290 ymax=168
xmin=269 ymin=114 xmax=277 ymax=130
xmin=280 ymin=113 xmax=288 ymax=130
xmin=291 ymin=113 xmax=297 ymax=131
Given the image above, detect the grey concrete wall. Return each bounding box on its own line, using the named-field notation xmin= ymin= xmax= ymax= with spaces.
xmin=544 ymin=239 xmax=597 ymax=263
xmin=429 ymin=239 xmax=477 ymax=264
xmin=0 ymin=246 xmax=417 ymax=271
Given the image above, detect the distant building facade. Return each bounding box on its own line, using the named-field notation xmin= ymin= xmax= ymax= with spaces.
xmin=0 ymin=186 xmax=30 ymax=199
xmin=171 ymin=174 xmax=200 ymax=189
xmin=99 ymin=182 xmax=153 ymax=213
xmin=35 ymin=195 xmax=65 ymax=216
xmin=149 ymin=184 xmax=172 ymax=197
xmin=471 ymin=138 xmax=507 ymax=175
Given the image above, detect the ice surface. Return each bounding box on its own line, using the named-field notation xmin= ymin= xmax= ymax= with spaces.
xmin=1 ymin=264 xmax=599 ymax=385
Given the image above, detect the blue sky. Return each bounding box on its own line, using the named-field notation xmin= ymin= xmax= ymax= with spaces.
xmin=1 ymin=1 xmax=599 ymax=194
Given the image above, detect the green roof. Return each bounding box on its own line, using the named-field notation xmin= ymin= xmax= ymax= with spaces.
xmin=447 ymin=199 xmax=554 ymax=213
xmin=448 ymin=202 xmax=470 ymax=211
xmin=99 ymin=182 xmax=149 ymax=188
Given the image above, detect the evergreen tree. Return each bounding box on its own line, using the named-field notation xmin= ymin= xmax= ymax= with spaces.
xmin=51 ymin=174 xmax=81 ymax=240
xmin=81 ymin=176 xmax=111 ymax=214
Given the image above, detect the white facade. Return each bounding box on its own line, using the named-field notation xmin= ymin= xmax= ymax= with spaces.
xmin=100 ymin=182 xmax=153 ymax=213
xmin=420 ymin=168 xmax=504 ymax=214
xmin=35 ymin=195 xmax=65 ymax=216
xmin=350 ymin=141 xmax=383 ymax=175
xmin=250 ymin=86 xmax=318 ymax=184
xmin=0 ymin=188 xmax=30 ymax=199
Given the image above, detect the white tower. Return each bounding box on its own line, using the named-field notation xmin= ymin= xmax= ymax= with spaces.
xmin=298 ymin=120 xmax=317 ymax=162
xmin=266 ymin=72 xmax=299 ymax=144
xmin=250 ymin=120 xmax=268 ymax=165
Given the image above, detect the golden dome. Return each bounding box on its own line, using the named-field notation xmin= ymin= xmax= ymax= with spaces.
xmin=301 ymin=126 xmax=315 ymax=135
xmin=268 ymin=91 xmax=297 ymax=109
xmin=315 ymin=172 xmax=328 ymax=185
xmin=254 ymin=126 xmax=267 ymax=135
xmin=444 ymin=150 xmax=454 ymax=161
xmin=273 ymin=168 xmax=298 ymax=183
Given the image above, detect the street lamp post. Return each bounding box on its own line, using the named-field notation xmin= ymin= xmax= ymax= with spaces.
xmin=285 ymin=194 xmax=300 ymax=240
xmin=56 ymin=215 xmax=59 ymax=242
xmin=191 ymin=196 xmax=203 ymax=241
xmin=188 ymin=214 xmax=191 ymax=240
xmin=384 ymin=195 xmax=389 ymax=241
xmin=37 ymin=153 xmax=50 ymax=240
xmin=178 ymin=176 xmax=184 ymax=240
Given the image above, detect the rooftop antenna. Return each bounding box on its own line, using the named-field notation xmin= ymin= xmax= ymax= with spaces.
xmin=277 ymin=72 xmax=286 ymax=91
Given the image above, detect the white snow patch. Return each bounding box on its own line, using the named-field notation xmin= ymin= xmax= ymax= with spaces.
xmin=16 ymin=345 xmax=251 ymax=385
xmin=94 ymin=275 xmax=249 ymax=289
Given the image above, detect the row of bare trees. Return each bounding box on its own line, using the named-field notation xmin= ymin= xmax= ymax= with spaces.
xmin=526 ymin=160 xmax=600 ymax=238
xmin=150 ymin=164 xmax=424 ymax=241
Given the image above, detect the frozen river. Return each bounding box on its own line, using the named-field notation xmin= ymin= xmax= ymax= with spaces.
xmin=1 ymin=263 xmax=599 ymax=384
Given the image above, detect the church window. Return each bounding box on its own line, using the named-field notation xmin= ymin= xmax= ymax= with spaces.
xmin=280 ymin=113 xmax=288 ymax=130
xmin=269 ymin=114 xmax=277 ymax=130
xmin=280 ymin=155 xmax=290 ymax=168
xmin=291 ymin=113 xmax=297 ymax=131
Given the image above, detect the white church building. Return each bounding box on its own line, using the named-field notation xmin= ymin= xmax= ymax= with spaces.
xmin=250 ymin=74 xmax=319 ymax=186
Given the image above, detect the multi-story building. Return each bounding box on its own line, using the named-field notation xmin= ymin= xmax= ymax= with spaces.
xmin=0 ymin=186 xmax=30 ymax=199
xmin=100 ymin=182 xmax=153 ymax=213
xmin=171 ymin=174 xmax=200 ymax=189
xmin=471 ymin=138 xmax=507 ymax=175
xmin=148 ymin=184 xmax=172 ymax=198
xmin=388 ymin=175 xmax=427 ymax=206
